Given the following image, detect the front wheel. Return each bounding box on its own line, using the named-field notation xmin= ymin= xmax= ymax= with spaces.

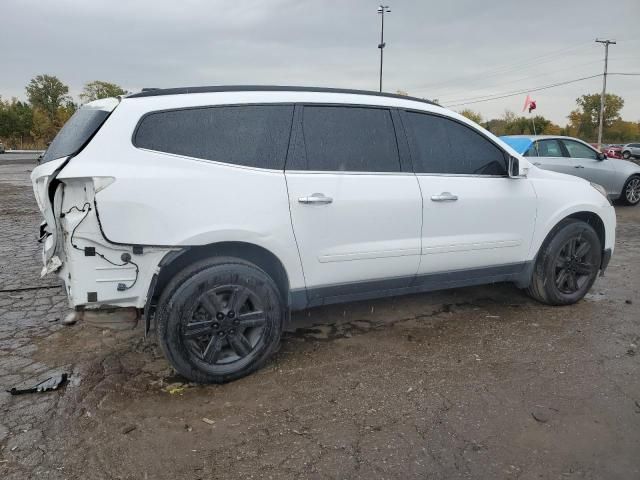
xmin=526 ymin=219 xmax=602 ymax=305
xmin=156 ymin=257 xmax=284 ymax=383
xmin=622 ymin=175 xmax=640 ymax=206
xmin=622 ymin=151 xmax=631 ymax=159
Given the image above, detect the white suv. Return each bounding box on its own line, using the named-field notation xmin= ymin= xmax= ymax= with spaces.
xmin=31 ymin=86 xmax=615 ymax=383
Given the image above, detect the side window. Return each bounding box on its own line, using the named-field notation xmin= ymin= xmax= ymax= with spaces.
xmin=562 ymin=140 xmax=598 ymax=160
xmin=296 ymin=106 xmax=400 ymax=172
xmin=133 ymin=105 xmax=293 ymax=169
xmin=403 ymin=112 xmax=507 ymax=175
xmin=537 ymin=139 xmax=565 ymax=158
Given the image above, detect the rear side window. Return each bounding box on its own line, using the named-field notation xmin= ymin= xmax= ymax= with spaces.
xmin=134 ymin=105 xmax=293 ymax=169
xmin=525 ymin=139 xmax=565 ymax=158
xmin=403 ymin=112 xmax=507 ymax=175
xmin=294 ymin=106 xmax=400 ymax=172
xmin=41 ymin=107 xmax=111 ymax=163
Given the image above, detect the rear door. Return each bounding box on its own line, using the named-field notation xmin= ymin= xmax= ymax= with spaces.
xmin=561 ymin=138 xmax=618 ymax=195
xmin=524 ymin=139 xmax=577 ymax=175
xmin=285 ymin=105 xmax=422 ymax=303
xmin=401 ymin=110 xmax=537 ymax=277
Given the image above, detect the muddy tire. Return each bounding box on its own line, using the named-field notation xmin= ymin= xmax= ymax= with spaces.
xmin=526 ymin=219 xmax=601 ymax=306
xmin=156 ymin=257 xmax=284 ymax=383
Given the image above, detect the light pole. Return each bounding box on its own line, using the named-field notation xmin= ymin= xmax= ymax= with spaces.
xmin=595 ymin=38 xmax=616 ymax=149
xmin=377 ymin=5 xmax=391 ymax=92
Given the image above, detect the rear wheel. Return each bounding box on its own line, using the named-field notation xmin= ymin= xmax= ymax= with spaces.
xmin=156 ymin=257 xmax=284 ymax=383
xmin=622 ymin=175 xmax=640 ymax=206
xmin=526 ymin=219 xmax=601 ymax=305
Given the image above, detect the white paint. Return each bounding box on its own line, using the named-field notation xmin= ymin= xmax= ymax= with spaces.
xmin=29 ymin=89 xmax=616 ymax=309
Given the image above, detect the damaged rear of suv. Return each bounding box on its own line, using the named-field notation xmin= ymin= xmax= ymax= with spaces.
xmin=32 ymin=86 xmax=616 ymax=384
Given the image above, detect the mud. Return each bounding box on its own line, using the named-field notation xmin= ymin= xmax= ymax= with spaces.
xmin=1 ymin=162 xmax=638 ymax=479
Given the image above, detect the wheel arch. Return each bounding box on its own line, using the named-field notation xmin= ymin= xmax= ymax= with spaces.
xmin=518 ymin=210 xmax=607 ymax=289
xmin=145 ymin=241 xmax=293 ymax=334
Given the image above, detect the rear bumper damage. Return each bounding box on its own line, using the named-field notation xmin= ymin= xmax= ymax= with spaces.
xmin=32 ymin=172 xmax=174 ymax=310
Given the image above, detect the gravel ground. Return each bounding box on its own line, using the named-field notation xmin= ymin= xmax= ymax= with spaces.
xmin=0 ymin=161 xmax=638 ymax=479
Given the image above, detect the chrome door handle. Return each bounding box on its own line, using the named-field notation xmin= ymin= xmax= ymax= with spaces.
xmin=431 ymin=192 xmax=458 ymax=202
xmin=575 ymin=165 xmax=585 ymax=169
xmin=298 ymin=193 xmax=333 ymax=205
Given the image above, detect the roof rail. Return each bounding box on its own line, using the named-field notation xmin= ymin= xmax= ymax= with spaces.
xmin=127 ymin=85 xmax=439 ymax=106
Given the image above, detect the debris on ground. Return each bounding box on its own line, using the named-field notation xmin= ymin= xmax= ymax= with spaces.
xmin=62 ymin=312 xmax=77 ymax=326
xmin=202 ymin=418 xmax=215 ymax=425
xmin=121 ymin=425 xmax=137 ymax=435
xmin=7 ymin=373 xmax=68 ymax=395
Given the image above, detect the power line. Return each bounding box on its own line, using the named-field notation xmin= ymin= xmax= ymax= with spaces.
xmin=410 ymin=41 xmax=595 ymax=93
xmin=437 ymin=58 xmax=606 ymax=103
xmin=443 ymin=74 xmax=602 ymax=108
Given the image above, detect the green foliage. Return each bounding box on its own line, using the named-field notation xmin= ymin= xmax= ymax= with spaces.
xmin=80 ymin=81 xmax=127 ymax=103
xmin=458 ymin=109 xmax=482 ymax=124
xmin=483 ymin=110 xmax=561 ymax=136
xmin=567 ymin=93 xmax=625 ymax=142
xmin=0 ymin=97 xmax=34 ymax=148
xmin=25 ymin=74 xmax=71 ymax=119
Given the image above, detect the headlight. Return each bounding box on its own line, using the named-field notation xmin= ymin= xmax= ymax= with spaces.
xmin=590 ymin=182 xmax=610 ymax=203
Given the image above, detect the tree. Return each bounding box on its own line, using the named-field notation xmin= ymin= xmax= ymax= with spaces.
xmin=80 ymin=80 xmax=127 ymax=103
xmin=25 ymin=74 xmax=71 ymax=119
xmin=0 ymin=97 xmax=34 ymax=148
xmin=458 ymin=109 xmax=482 ymax=124
xmin=483 ymin=110 xmax=560 ymax=136
xmin=567 ymin=93 xmax=624 ymax=142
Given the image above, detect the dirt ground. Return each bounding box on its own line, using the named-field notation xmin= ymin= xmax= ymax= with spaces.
xmin=1 ymin=159 xmax=639 ymax=479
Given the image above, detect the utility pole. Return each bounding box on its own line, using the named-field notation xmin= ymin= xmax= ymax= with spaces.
xmin=377 ymin=5 xmax=391 ymax=92
xmin=596 ymin=38 xmax=616 ymax=149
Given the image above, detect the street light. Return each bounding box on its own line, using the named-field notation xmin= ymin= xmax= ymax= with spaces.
xmin=377 ymin=5 xmax=391 ymax=92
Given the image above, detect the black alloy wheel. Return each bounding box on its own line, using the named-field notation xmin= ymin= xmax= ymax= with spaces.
xmin=183 ymin=285 xmax=267 ymax=366
xmin=553 ymin=236 xmax=596 ymax=295
xmin=156 ymin=257 xmax=283 ymax=383
xmin=526 ymin=219 xmax=602 ymax=305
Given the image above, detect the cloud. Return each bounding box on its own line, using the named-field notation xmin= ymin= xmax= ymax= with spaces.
xmin=1 ymin=0 xmax=638 ymax=124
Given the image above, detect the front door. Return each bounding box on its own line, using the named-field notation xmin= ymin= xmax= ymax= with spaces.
xmin=286 ymin=105 xmax=422 ymax=303
xmin=561 ymin=138 xmax=618 ymax=196
xmin=401 ymin=110 xmax=537 ymax=277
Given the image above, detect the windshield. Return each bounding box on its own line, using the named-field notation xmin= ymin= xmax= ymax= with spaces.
xmin=41 ymin=98 xmax=119 ymax=163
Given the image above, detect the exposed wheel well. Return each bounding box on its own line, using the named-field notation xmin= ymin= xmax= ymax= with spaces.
xmin=152 ymin=242 xmax=290 ymax=308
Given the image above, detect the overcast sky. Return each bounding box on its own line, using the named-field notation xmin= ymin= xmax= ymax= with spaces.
xmin=1 ymin=0 xmax=638 ymax=125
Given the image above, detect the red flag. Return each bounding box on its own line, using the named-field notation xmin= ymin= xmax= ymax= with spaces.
xmin=523 ymin=95 xmax=537 ymax=113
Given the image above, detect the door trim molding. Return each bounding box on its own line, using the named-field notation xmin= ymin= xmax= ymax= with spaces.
xmin=289 ymin=261 xmax=532 ymax=310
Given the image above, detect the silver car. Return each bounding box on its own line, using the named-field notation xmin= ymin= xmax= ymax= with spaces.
xmin=501 ymin=135 xmax=640 ymax=206
xmin=621 ymin=143 xmax=640 ymax=160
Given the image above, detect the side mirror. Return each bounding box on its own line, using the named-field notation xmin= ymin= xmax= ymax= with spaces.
xmin=508 ymin=156 xmax=525 ymax=178
xmin=597 ymin=152 xmax=607 ymax=160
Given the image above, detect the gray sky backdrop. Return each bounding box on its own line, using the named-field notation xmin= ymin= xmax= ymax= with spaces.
xmin=1 ymin=0 xmax=639 ymax=125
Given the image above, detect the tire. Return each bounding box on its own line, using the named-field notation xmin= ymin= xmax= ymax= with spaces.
xmin=156 ymin=257 xmax=284 ymax=383
xmin=526 ymin=219 xmax=602 ymax=306
xmin=622 ymin=151 xmax=631 ymax=159
xmin=621 ymin=175 xmax=640 ymax=206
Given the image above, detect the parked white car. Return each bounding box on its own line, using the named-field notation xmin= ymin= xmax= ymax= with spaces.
xmin=31 ymin=87 xmax=616 ymax=383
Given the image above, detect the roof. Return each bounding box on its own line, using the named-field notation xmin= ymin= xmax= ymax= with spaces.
xmin=500 ymin=135 xmax=575 ymax=141
xmin=127 ymin=85 xmax=439 ymax=106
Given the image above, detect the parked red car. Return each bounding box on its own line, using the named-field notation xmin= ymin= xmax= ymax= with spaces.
xmin=605 ymin=144 xmax=623 ymax=159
